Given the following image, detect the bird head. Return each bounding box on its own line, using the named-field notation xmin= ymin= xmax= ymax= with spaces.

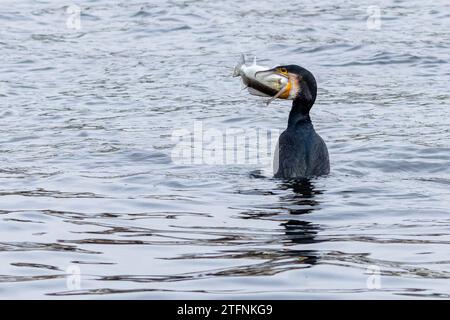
xmin=255 ymin=65 xmax=317 ymax=112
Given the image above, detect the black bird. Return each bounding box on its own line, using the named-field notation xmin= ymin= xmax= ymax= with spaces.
xmin=258 ymin=65 xmax=330 ymax=178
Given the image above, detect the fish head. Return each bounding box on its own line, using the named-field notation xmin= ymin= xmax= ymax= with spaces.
xmin=255 ymin=66 xmax=303 ymax=101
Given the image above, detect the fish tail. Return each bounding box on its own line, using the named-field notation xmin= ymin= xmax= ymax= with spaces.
xmin=233 ymin=54 xmax=246 ymax=77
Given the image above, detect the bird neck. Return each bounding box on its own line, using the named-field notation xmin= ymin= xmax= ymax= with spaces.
xmin=288 ymin=98 xmax=312 ymax=127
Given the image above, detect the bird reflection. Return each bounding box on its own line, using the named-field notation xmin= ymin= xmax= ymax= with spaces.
xmin=278 ymin=178 xmax=323 ymax=266
xmin=282 ymin=220 xmax=317 ymax=245
xmin=157 ymin=179 xmax=324 ymax=279
xmin=279 ymin=178 xmax=322 ymax=214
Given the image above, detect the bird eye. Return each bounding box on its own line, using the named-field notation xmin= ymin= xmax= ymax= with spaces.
xmin=279 ymin=68 xmax=288 ymax=74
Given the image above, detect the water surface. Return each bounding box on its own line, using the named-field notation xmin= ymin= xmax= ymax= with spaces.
xmin=0 ymin=0 xmax=450 ymax=299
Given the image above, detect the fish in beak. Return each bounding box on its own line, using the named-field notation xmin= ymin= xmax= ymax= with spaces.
xmin=234 ymin=55 xmax=292 ymax=104
xmin=254 ymin=67 xmax=300 ymax=105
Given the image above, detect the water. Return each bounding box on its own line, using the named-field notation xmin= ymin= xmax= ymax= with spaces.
xmin=1 ymin=0 xmax=450 ymax=299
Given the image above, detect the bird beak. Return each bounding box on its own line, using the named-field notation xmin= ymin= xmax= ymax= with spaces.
xmin=255 ymin=67 xmax=288 ymax=79
xmin=255 ymin=67 xmax=293 ymax=105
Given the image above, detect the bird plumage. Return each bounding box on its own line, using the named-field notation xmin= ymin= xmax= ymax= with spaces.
xmin=272 ymin=65 xmax=330 ymax=179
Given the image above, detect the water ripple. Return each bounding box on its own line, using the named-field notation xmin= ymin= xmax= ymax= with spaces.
xmin=0 ymin=0 xmax=449 ymax=299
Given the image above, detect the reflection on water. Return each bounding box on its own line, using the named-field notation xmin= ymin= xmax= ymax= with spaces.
xmin=280 ymin=180 xmax=321 ymax=267
xmin=1 ymin=0 xmax=450 ymax=298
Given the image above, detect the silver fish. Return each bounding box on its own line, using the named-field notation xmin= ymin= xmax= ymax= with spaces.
xmin=233 ymin=55 xmax=291 ymax=105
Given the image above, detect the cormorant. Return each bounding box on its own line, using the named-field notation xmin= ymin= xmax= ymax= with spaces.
xmin=258 ymin=65 xmax=330 ymax=179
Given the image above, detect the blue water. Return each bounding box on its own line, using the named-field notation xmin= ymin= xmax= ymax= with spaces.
xmin=0 ymin=0 xmax=449 ymax=299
